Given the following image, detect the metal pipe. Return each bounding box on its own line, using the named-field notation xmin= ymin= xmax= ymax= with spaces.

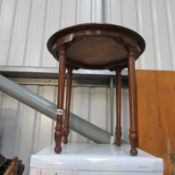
xmin=0 ymin=74 xmax=111 ymax=143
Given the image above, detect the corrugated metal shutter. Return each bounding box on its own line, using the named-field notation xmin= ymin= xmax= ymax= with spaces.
xmin=0 ymin=0 xmax=175 ymax=174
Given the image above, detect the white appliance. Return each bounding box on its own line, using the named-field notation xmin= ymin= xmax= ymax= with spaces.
xmin=30 ymin=143 xmax=163 ymax=175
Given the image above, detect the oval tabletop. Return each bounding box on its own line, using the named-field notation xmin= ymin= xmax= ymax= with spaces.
xmin=47 ymin=23 xmax=145 ymax=70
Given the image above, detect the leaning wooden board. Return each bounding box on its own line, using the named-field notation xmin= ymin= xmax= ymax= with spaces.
xmin=137 ymin=70 xmax=175 ymax=175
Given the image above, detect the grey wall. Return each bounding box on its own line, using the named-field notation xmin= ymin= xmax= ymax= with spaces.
xmin=0 ymin=0 xmax=175 ymax=69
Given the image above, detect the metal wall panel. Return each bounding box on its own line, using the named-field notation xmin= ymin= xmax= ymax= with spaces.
xmin=105 ymin=0 xmax=175 ymax=70
xmin=0 ymin=0 xmax=175 ymax=69
xmin=0 ymin=85 xmax=111 ymax=174
xmin=0 ymin=0 xmax=175 ymax=174
xmin=0 ymin=0 xmax=103 ymax=67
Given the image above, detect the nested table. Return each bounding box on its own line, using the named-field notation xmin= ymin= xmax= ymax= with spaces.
xmin=47 ymin=23 xmax=145 ymax=156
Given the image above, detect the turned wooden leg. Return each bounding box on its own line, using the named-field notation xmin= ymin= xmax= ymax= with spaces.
xmin=63 ymin=67 xmax=73 ymax=144
xmin=114 ymin=69 xmax=122 ymax=146
xmin=128 ymin=47 xmax=138 ymax=156
xmin=55 ymin=46 xmax=66 ymax=153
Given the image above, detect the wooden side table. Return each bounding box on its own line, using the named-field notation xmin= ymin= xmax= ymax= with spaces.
xmin=47 ymin=23 xmax=145 ymax=156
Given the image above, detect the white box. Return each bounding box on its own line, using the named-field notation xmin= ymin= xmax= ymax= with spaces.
xmin=30 ymin=143 xmax=163 ymax=175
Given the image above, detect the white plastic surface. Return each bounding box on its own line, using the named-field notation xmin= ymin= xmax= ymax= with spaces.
xmin=30 ymin=168 xmax=162 ymax=175
xmin=30 ymin=143 xmax=163 ymax=175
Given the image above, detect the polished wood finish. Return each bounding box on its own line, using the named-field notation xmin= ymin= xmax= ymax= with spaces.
xmin=137 ymin=70 xmax=175 ymax=175
xmin=63 ymin=67 xmax=73 ymax=144
xmin=4 ymin=157 xmax=18 ymax=175
xmin=3 ymin=157 xmax=24 ymax=175
xmin=114 ymin=69 xmax=122 ymax=146
xmin=128 ymin=48 xmax=138 ymax=156
xmin=48 ymin=23 xmax=145 ymax=155
xmin=47 ymin=23 xmax=145 ymax=70
xmin=55 ymin=46 xmax=66 ymax=153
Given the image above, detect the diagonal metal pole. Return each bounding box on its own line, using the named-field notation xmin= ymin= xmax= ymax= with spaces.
xmin=0 ymin=74 xmax=111 ymax=143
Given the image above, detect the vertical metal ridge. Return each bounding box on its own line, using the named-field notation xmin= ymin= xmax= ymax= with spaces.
xmin=15 ymin=101 xmax=24 ymax=156
xmin=68 ymin=86 xmax=74 ymax=143
xmin=0 ymin=91 xmax=4 ymax=152
xmin=0 ymin=91 xmax=3 ymax=108
xmin=35 ymin=86 xmax=45 ymax=151
xmin=39 ymin=0 xmax=48 ymax=67
xmin=6 ymin=0 xmax=18 ymax=65
xmin=58 ymin=0 xmax=63 ymax=28
xmin=87 ymin=87 xmax=91 ymax=143
xmin=32 ymin=111 xmax=41 ymax=153
xmin=165 ymin=0 xmax=175 ymax=69
xmin=76 ymin=0 xmax=81 ymax=23
xmin=30 ymin=110 xmax=38 ymax=153
xmin=50 ymin=86 xmax=57 ymax=144
xmin=74 ymin=0 xmax=78 ymax=24
xmin=121 ymin=88 xmax=129 ymax=142
xmin=109 ymin=0 xmax=112 ymax=23
xmin=101 ymin=0 xmax=106 ymax=23
xmin=22 ymin=0 xmax=33 ymax=66
xmin=0 ymin=0 xmax=5 ymax=38
xmin=94 ymin=0 xmax=96 ymax=22
xmin=0 ymin=0 xmax=3 ymax=16
xmin=0 ymin=0 xmax=4 ymax=35
xmin=90 ymin=0 xmax=93 ymax=22
xmin=90 ymin=0 xmax=92 ymax=22
xmin=14 ymin=101 xmax=21 ymax=155
xmin=135 ymin=0 xmax=145 ymax=69
xmin=110 ymin=77 xmax=114 ymax=134
xmin=30 ymin=86 xmax=41 ymax=153
xmin=0 ymin=91 xmax=3 ymax=152
xmin=120 ymin=0 xmax=123 ymax=25
xmin=67 ymin=87 xmax=72 ymax=142
xmin=150 ymin=0 xmax=162 ymax=69
xmin=52 ymin=0 xmax=63 ymax=68
xmin=105 ymin=87 xmax=110 ymax=132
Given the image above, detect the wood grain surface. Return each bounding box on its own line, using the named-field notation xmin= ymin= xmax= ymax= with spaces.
xmin=137 ymin=70 xmax=175 ymax=175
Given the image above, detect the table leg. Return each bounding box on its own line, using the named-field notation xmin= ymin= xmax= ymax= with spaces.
xmin=55 ymin=46 xmax=66 ymax=153
xmin=115 ymin=69 xmax=122 ymax=146
xmin=128 ymin=47 xmax=138 ymax=156
xmin=63 ymin=67 xmax=73 ymax=144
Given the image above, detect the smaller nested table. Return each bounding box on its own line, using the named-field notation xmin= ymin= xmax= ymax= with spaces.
xmin=47 ymin=23 xmax=145 ymax=156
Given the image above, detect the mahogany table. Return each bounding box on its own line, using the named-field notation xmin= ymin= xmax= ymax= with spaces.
xmin=47 ymin=23 xmax=145 ymax=156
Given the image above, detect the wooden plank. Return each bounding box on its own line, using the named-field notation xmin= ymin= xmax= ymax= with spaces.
xmin=4 ymin=157 xmax=18 ymax=175
xmin=156 ymin=71 xmax=175 ymax=175
xmin=137 ymin=70 xmax=166 ymax=154
xmin=137 ymin=70 xmax=175 ymax=175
